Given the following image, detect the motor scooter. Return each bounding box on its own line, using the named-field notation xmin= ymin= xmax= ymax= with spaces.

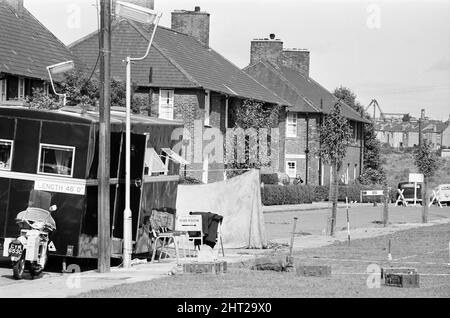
xmin=7 ymin=190 xmax=57 ymax=280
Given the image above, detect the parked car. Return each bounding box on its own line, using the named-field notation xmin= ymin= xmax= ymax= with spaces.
xmin=429 ymin=184 xmax=450 ymax=205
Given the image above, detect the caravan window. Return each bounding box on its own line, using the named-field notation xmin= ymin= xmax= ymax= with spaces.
xmin=0 ymin=139 xmax=13 ymax=171
xmin=38 ymin=144 xmax=75 ymax=177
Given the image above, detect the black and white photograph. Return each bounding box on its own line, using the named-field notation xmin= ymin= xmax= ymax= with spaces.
xmin=0 ymin=0 xmax=449 ymax=303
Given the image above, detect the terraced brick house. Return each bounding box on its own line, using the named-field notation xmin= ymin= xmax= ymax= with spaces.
xmin=244 ymin=35 xmax=370 ymax=186
xmin=70 ymin=2 xmax=288 ymax=183
xmin=375 ymin=120 xmax=449 ymax=150
xmin=0 ymin=0 xmax=76 ymax=105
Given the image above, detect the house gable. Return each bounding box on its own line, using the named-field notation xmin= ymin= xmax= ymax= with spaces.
xmin=0 ymin=0 xmax=76 ymax=81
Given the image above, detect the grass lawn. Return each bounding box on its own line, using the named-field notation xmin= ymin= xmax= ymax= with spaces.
xmin=76 ymin=223 xmax=450 ymax=298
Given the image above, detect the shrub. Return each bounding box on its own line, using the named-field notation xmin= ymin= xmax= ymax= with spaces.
xmin=358 ymin=168 xmax=386 ymax=185
xmin=261 ymin=185 xmax=316 ymax=206
xmin=261 ymin=183 xmax=397 ymax=205
xmin=179 ymin=176 xmax=203 ymax=185
xmin=313 ymin=185 xmax=330 ymax=202
xmin=260 ymin=173 xmax=278 ymax=185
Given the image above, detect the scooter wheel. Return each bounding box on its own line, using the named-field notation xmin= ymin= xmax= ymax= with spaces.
xmin=12 ymin=258 xmax=25 ymax=280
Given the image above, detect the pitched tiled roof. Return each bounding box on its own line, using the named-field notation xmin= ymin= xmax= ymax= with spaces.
xmin=244 ymin=61 xmax=370 ymax=123
xmin=0 ymin=1 xmax=77 ymax=81
xmin=244 ymin=61 xmax=320 ymax=114
xmin=70 ymin=20 xmax=289 ymax=106
xmin=264 ymin=62 xmax=369 ymax=123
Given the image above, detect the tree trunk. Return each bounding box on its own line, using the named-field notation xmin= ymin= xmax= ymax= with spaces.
xmin=422 ymin=177 xmax=428 ymax=223
xmin=328 ymin=161 xmax=339 ymax=236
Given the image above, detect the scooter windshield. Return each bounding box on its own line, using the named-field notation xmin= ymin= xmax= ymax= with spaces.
xmin=16 ymin=208 xmax=56 ymax=231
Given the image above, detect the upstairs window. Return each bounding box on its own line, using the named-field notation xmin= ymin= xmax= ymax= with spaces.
xmin=286 ymin=112 xmax=297 ymax=138
xmin=0 ymin=140 xmax=13 ymax=171
xmin=38 ymin=144 xmax=75 ymax=177
xmin=18 ymin=78 xmax=25 ymax=100
xmin=159 ymin=89 xmax=174 ymax=120
xmin=144 ymin=147 xmax=167 ymax=176
xmin=0 ymin=80 xmax=6 ymax=101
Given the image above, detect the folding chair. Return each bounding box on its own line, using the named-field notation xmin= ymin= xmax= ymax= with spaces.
xmin=189 ymin=212 xmax=225 ymax=259
xmin=149 ymin=208 xmax=180 ymax=264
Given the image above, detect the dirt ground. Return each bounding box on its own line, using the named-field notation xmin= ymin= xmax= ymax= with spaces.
xmin=75 ymin=223 xmax=450 ymax=298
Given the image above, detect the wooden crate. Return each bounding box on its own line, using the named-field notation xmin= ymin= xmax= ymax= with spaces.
xmin=183 ymin=261 xmax=227 ymax=275
xmin=385 ymin=273 xmax=420 ymax=288
xmin=296 ymin=265 xmax=332 ymax=277
xmin=252 ymin=256 xmax=289 ymax=272
xmin=381 ymin=267 xmax=417 ymax=279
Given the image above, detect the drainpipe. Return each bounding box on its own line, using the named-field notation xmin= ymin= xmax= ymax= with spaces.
xmin=318 ymin=99 xmax=324 ymax=185
xmin=305 ymin=113 xmax=310 ymax=184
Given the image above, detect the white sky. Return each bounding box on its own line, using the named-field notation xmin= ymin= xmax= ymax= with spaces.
xmin=24 ymin=0 xmax=450 ymax=120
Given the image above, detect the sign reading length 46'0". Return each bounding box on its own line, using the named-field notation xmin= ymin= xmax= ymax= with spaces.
xmin=34 ymin=180 xmax=86 ymax=195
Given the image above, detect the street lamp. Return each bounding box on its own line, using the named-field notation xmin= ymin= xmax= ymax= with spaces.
xmin=115 ymin=1 xmax=162 ymax=268
xmin=46 ymin=60 xmax=74 ymax=106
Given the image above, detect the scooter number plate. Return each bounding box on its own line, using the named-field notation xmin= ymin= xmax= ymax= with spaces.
xmin=8 ymin=243 xmax=23 ymax=257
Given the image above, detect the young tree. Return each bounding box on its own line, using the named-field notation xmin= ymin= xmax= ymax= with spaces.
xmin=317 ymin=103 xmax=352 ymax=235
xmin=333 ymin=86 xmax=365 ymax=114
xmin=414 ymin=140 xmax=439 ymax=223
xmin=334 ymin=86 xmax=385 ymax=185
xmin=226 ymin=99 xmax=280 ymax=178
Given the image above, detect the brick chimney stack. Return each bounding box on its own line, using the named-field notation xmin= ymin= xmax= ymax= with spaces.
xmin=250 ymin=33 xmax=311 ymax=77
xmin=171 ymin=6 xmax=210 ymax=47
xmin=5 ymin=0 xmax=24 ymax=17
xmin=281 ymin=49 xmax=310 ymax=77
xmin=250 ymin=34 xmax=283 ymax=66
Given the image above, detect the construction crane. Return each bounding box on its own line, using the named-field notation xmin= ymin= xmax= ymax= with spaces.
xmin=365 ymin=99 xmax=385 ymax=121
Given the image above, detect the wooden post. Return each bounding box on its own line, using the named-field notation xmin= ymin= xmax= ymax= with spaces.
xmin=346 ymin=197 xmax=350 ymax=245
xmin=448 ymin=241 xmax=450 ymax=266
xmin=388 ymin=239 xmax=392 ymax=261
xmin=329 ymin=161 xmax=339 ymax=236
xmin=289 ymin=217 xmax=298 ymax=257
xmin=383 ymin=183 xmax=389 ymax=227
xmin=98 ymin=0 xmax=112 ymax=273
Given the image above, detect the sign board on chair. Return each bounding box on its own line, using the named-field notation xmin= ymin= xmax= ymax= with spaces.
xmin=175 ymin=215 xmax=202 ymax=232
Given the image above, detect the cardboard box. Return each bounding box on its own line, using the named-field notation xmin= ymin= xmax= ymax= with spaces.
xmin=183 ymin=261 xmax=227 ymax=274
xmin=296 ymin=265 xmax=332 ymax=277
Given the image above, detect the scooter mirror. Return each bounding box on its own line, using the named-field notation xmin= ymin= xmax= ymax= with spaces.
xmin=49 ymin=205 xmax=58 ymax=212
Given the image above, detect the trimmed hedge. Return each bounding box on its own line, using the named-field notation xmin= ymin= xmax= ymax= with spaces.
xmin=261 ymin=183 xmax=397 ymax=206
xmin=260 ymin=173 xmax=279 ymax=185
xmin=262 ymin=185 xmax=316 ymax=206
xmin=179 ymin=176 xmax=203 ymax=185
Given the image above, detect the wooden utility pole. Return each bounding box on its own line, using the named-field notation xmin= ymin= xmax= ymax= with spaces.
xmin=419 ymin=109 xmax=428 ymax=223
xmin=98 ymin=0 xmax=112 ymax=273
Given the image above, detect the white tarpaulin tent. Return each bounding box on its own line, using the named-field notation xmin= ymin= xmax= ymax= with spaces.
xmin=176 ymin=169 xmax=267 ymax=249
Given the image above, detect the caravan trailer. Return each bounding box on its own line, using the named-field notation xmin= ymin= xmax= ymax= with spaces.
xmin=0 ymin=106 xmax=184 ymax=260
